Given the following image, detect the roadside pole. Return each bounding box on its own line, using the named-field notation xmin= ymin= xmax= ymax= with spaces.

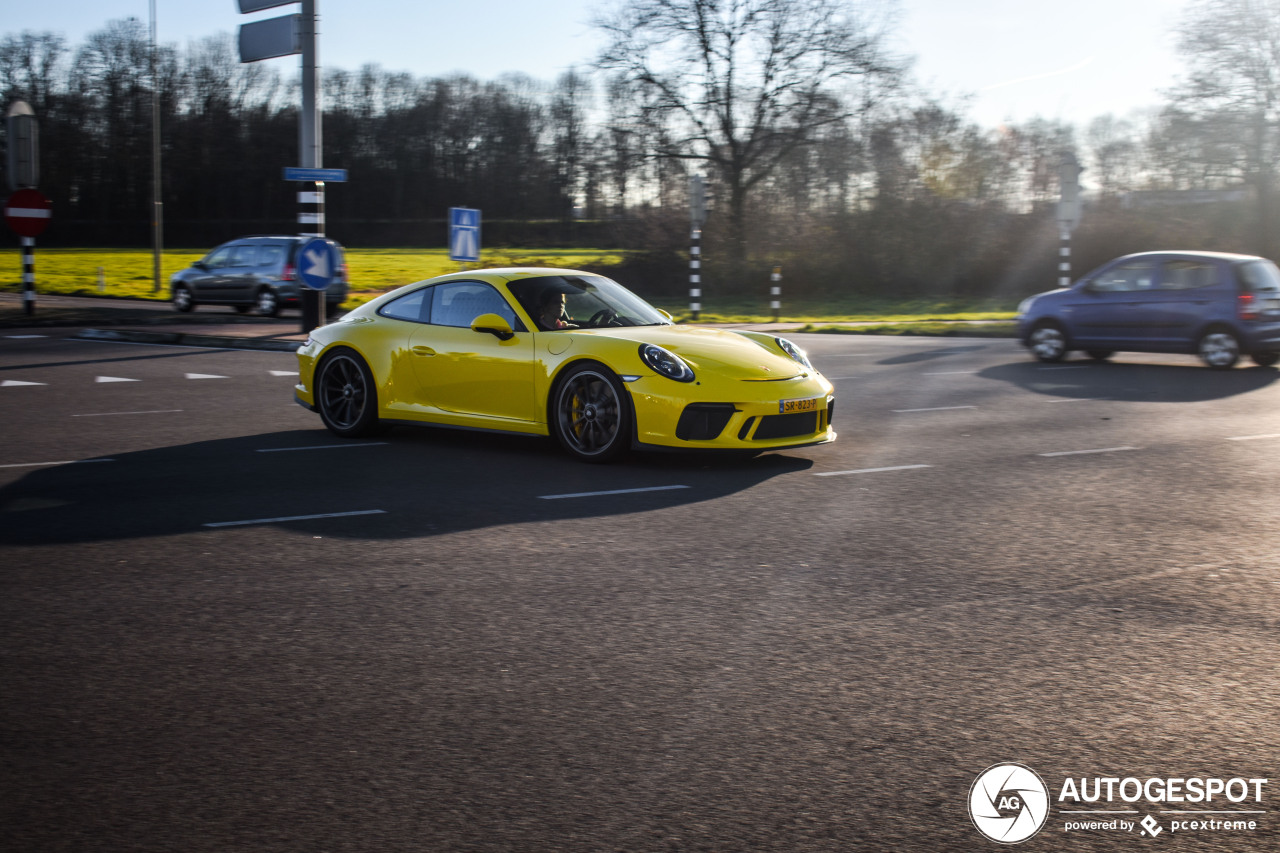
xmin=689 ymin=175 xmax=706 ymax=321
xmin=770 ymin=266 xmax=781 ymax=322
xmin=6 ymin=101 xmax=47 ymax=316
xmin=1058 ymin=152 xmax=1083 ymax=286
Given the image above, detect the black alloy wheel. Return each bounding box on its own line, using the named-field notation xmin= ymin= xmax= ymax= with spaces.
xmin=552 ymin=362 xmax=631 ymax=462
xmin=316 ymin=349 xmax=379 ymax=437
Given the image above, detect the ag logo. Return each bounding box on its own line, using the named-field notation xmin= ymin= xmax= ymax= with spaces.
xmin=969 ymin=763 xmax=1050 ymax=844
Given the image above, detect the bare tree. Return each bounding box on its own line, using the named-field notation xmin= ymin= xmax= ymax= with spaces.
xmin=595 ymin=0 xmax=904 ymax=272
xmin=1171 ymin=0 xmax=1280 ymax=254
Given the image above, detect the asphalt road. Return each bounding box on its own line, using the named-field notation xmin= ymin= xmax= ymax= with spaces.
xmin=3 ymin=328 xmax=1279 ymax=852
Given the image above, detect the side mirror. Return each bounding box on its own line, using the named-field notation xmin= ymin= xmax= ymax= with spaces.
xmin=471 ymin=313 xmax=515 ymax=341
xmin=194 ymin=261 xmax=209 ymax=270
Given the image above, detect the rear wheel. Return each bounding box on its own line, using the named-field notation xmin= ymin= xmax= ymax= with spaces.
xmin=551 ymin=362 xmax=631 ymax=463
xmin=256 ymin=287 xmax=281 ymax=318
xmin=315 ymin=349 xmax=380 ymax=437
xmin=1252 ymin=351 xmax=1279 ymax=367
xmin=1029 ymin=323 xmax=1068 ymax=363
xmin=1198 ymin=329 xmax=1240 ymax=369
xmin=172 ymin=285 xmax=194 ymax=313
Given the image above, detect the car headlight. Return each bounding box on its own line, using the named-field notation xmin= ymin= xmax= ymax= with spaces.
xmin=775 ymin=336 xmax=814 ymax=371
xmin=639 ymin=343 xmax=695 ymax=382
xmin=1017 ymin=296 xmax=1037 ymax=316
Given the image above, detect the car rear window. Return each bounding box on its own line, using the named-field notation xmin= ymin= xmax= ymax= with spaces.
xmin=1236 ymin=260 xmax=1280 ymax=293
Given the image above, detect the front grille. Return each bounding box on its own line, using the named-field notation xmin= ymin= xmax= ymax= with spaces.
xmin=676 ymin=403 xmax=737 ymax=441
xmin=753 ymin=411 xmax=818 ymax=440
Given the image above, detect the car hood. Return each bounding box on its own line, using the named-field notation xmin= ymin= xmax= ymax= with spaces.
xmin=570 ymin=325 xmax=809 ymax=380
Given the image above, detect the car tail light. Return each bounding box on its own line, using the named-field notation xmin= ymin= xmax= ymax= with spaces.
xmin=1239 ymin=292 xmax=1259 ymax=320
xmin=281 ymin=262 xmax=296 ymax=282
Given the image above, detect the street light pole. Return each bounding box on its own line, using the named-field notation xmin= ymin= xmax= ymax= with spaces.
xmin=150 ymin=0 xmax=164 ymax=294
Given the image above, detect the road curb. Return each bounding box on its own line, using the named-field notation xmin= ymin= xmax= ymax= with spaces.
xmin=74 ymin=328 xmax=303 ymax=352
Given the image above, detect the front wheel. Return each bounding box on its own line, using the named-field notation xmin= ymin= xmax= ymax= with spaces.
xmin=172 ymin=285 xmax=194 ymax=313
xmin=1198 ymin=329 xmax=1240 ymax=369
xmin=315 ymin=349 xmax=380 ymax=437
xmin=1251 ymin=351 xmax=1279 ymax=368
xmin=1028 ymin=323 xmax=1068 ymax=363
xmin=551 ymin=362 xmax=631 ymax=463
xmin=256 ymin=287 xmax=281 ymax=318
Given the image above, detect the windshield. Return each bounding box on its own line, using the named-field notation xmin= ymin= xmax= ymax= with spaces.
xmin=508 ymin=274 xmax=671 ymax=331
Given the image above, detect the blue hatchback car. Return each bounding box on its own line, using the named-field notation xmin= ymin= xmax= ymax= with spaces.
xmin=1017 ymin=251 xmax=1280 ymax=369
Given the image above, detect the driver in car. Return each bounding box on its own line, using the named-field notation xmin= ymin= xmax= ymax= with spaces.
xmin=536 ymin=290 xmax=578 ymax=330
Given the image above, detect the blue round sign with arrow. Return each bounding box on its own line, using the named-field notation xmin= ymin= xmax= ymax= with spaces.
xmin=297 ymin=237 xmax=337 ymax=291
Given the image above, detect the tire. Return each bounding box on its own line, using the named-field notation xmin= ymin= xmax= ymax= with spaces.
xmin=1251 ymin=351 xmax=1279 ymax=368
xmin=551 ymin=362 xmax=631 ymax=463
xmin=1086 ymin=349 xmax=1113 ymax=362
xmin=315 ymin=349 xmax=380 ymax=437
xmin=172 ymin=285 xmax=194 ymax=313
xmin=256 ymin=287 xmax=281 ymax=318
xmin=1028 ymin=323 xmax=1068 ymax=363
xmin=1198 ymin=328 xmax=1240 ymax=369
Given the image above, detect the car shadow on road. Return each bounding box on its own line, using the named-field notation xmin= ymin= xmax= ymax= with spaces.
xmin=978 ymin=358 xmax=1279 ymax=403
xmin=0 ymin=428 xmax=814 ymax=546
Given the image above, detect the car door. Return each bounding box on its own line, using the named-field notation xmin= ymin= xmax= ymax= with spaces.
xmin=1141 ymin=259 xmax=1223 ymax=349
xmin=189 ymin=245 xmax=235 ymax=301
xmin=408 ymin=281 xmax=537 ymax=423
xmin=1064 ymin=260 xmax=1157 ymax=346
xmin=225 ymin=244 xmax=261 ymax=301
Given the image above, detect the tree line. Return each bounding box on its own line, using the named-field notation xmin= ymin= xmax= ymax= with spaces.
xmin=2 ymin=0 xmax=1278 ymax=299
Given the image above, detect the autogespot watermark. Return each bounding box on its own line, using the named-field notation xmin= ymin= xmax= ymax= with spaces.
xmin=968 ymin=763 xmax=1269 ymax=844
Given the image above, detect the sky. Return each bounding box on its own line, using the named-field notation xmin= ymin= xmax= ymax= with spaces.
xmin=3 ymin=0 xmax=1191 ymax=130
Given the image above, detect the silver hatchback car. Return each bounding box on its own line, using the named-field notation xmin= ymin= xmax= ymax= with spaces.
xmin=170 ymin=235 xmax=349 ymax=318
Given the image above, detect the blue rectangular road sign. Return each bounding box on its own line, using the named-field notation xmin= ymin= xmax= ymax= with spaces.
xmin=283 ymin=167 xmax=348 ymax=182
xmin=449 ymin=207 xmax=481 ymax=263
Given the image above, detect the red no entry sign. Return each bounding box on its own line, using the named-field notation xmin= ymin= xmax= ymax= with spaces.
xmin=5 ymin=188 xmax=52 ymax=238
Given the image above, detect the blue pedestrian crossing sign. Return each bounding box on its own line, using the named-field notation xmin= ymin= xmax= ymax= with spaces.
xmin=297 ymin=237 xmax=337 ymax=291
xmin=449 ymin=207 xmax=481 ymax=263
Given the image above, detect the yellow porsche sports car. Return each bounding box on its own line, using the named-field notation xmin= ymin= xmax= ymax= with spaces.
xmin=295 ymin=268 xmax=835 ymax=462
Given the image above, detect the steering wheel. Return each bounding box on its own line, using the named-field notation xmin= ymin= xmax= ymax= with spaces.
xmin=588 ymin=308 xmax=618 ymax=326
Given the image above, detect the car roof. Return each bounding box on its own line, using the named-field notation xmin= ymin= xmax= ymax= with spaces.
xmin=1113 ymin=250 xmax=1263 ymax=263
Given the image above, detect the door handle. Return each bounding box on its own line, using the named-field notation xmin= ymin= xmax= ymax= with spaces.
xmin=412 ymin=345 xmax=436 ymax=356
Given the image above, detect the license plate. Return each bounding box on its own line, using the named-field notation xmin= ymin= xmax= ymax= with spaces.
xmin=779 ymin=396 xmax=820 ymax=415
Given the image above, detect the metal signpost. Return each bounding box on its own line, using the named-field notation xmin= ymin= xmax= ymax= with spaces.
xmin=6 ymin=101 xmax=45 ymax=316
xmin=239 ymin=0 xmax=335 ymax=333
xmin=449 ymin=207 xmax=481 ymax=267
xmin=1057 ymin=152 xmax=1084 ymax=288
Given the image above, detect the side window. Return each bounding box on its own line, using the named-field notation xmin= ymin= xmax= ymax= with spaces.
xmin=430 ymin=282 xmax=518 ymax=329
xmin=378 ymin=288 xmax=431 ymax=323
xmin=258 ymin=246 xmax=286 ymax=269
xmin=204 ymin=247 xmax=233 ymax=268
xmin=229 ymin=245 xmax=259 ymax=267
xmin=1160 ymin=261 xmax=1216 ymax=290
xmin=1093 ymin=262 xmax=1155 ymax=292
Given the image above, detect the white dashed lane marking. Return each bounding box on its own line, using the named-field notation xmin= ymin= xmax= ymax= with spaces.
xmin=1038 ymin=446 xmax=1141 ymax=457
xmin=539 ymin=485 xmax=690 ymax=500
xmin=72 ymin=410 xmax=183 ymax=418
xmin=185 ymin=373 xmax=229 ymax=380
xmin=2 ymin=379 xmax=45 ymax=387
xmin=1226 ymin=434 xmax=1280 ymax=442
xmin=892 ymin=405 xmax=977 ymax=413
xmin=815 ymin=464 xmax=933 ymax=477
xmin=0 ymin=458 xmax=115 ymax=469
xmin=256 ymin=442 xmax=388 ymax=453
xmin=96 ymin=376 xmax=140 ymax=383
xmin=203 ymin=509 xmax=387 ymax=528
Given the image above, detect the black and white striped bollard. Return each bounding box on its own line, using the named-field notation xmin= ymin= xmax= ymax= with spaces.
xmin=22 ymin=238 xmax=35 ymax=316
xmin=299 ymin=182 xmax=325 ymax=332
xmin=689 ymin=228 xmax=701 ymax=321
xmin=770 ymin=266 xmax=781 ymax=322
xmin=1059 ymin=228 xmax=1071 ymax=287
